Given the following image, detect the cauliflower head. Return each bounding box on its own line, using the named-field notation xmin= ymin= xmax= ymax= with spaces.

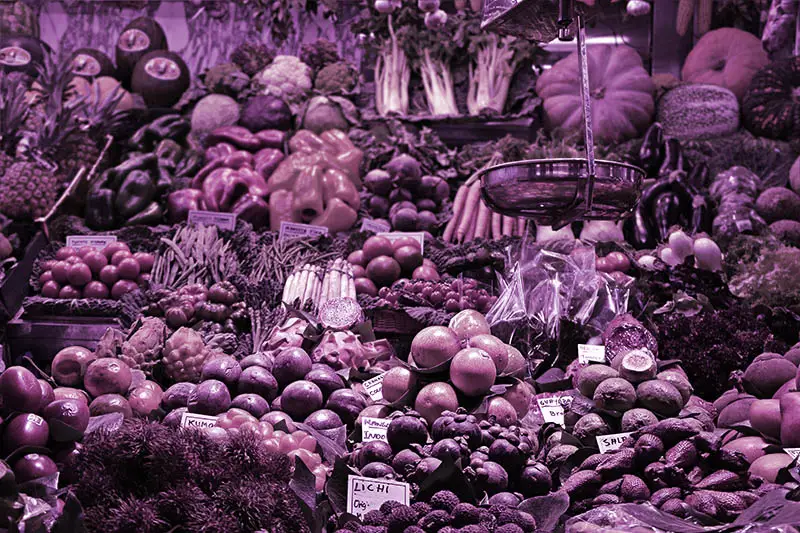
xmin=256 ymin=55 xmax=312 ymax=113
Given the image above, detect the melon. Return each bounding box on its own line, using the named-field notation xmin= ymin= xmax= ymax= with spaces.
xmin=657 ymin=84 xmax=739 ymax=141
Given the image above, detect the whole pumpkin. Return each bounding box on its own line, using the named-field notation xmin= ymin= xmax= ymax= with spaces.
xmin=657 ymin=84 xmax=740 ymax=141
xmin=536 ymin=45 xmax=654 ymax=144
xmin=682 ymin=28 xmax=768 ymax=101
xmin=742 ymin=56 xmax=800 ymax=141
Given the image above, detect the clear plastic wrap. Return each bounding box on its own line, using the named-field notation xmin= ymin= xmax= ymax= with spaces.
xmin=709 ymin=166 xmax=766 ymax=245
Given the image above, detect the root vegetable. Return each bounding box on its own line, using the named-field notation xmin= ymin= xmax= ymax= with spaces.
xmin=457 ymin=182 xmax=481 ymax=243
xmin=516 ymin=218 xmax=526 ymax=237
xmin=502 ymin=216 xmax=514 ymax=236
xmin=339 ymin=264 xmax=349 ymax=298
xmin=444 ymin=184 xmax=469 ymax=242
xmin=492 ymin=212 xmax=502 ymax=239
xmin=475 ymin=201 xmax=490 ymax=240
xmin=328 ymin=260 xmax=341 ymax=300
xmin=464 ymin=207 xmax=478 ymax=242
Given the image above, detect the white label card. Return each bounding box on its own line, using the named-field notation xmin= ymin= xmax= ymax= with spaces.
xmin=188 ymin=210 xmax=237 ymax=231
xmin=362 ymin=417 xmax=390 ymax=443
xmin=363 ymin=373 xmax=386 ymax=402
xmin=537 ymin=395 xmax=572 ymax=427
xmin=578 ymin=344 xmax=607 ymax=364
xmin=784 ymin=448 xmax=800 ymax=460
xmin=180 ymin=412 xmax=218 ymax=429
xmin=361 ymin=219 xmax=391 ymax=234
xmin=347 ymin=475 xmax=410 ymax=520
xmin=378 ymin=232 xmax=425 ymax=254
xmin=279 ymin=221 xmax=329 ymax=240
xmin=597 ymin=432 xmax=633 ymax=453
xmin=66 ymin=235 xmax=117 ymax=250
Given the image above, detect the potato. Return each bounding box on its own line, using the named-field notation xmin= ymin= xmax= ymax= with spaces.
xmin=743 ymin=356 xmax=797 ymax=398
xmin=748 ymin=399 xmax=781 ymax=440
xmin=749 ymin=453 xmax=793 ymax=483
xmin=779 ymin=392 xmax=800 ymax=446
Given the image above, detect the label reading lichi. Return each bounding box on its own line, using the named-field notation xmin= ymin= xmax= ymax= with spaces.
xmin=578 ymin=344 xmax=606 ymax=364
xmin=363 ymin=373 xmax=386 ymax=402
xmin=347 ymin=475 xmax=410 ymax=520
xmin=597 ymin=432 xmax=633 ymax=453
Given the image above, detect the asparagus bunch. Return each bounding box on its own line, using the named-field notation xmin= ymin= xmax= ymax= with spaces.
xmin=281 ymin=259 xmax=356 ymax=313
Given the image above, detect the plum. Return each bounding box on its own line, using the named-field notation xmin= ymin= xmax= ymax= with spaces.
xmin=231 ymin=394 xmax=270 ymax=418
xmin=261 ymin=411 xmax=296 ymax=431
xmin=326 ymin=389 xmax=367 ymax=426
xmin=83 ymin=358 xmax=132 ymax=397
xmin=0 ymin=366 xmax=43 ymax=412
xmin=3 ymin=414 xmax=49 ymax=453
xmin=14 ymin=454 xmax=57 ymax=483
xmin=238 ymin=367 xmax=279 ymax=401
xmin=90 ymin=394 xmax=132 ymax=418
xmin=201 ymin=356 xmax=242 ymax=389
xmin=304 ymin=367 xmax=344 ymax=400
xmin=51 ymin=346 xmax=96 ymax=386
xmin=161 ymin=383 xmax=196 ymax=410
xmin=188 ymin=380 xmax=231 ymax=415
xmin=281 ymin=381 xmax=323 ymax=420
xmin=43 ymin=399 xmax=90 ymax=441
xmin=272 ymin=347 xmax=312 ymax=388
xmin=53 ymin=387 xmax=90 ymax=405
xmin=129 ymin=387 xmax=161 ymax=417
xmin=304 ymin=409 xmax=343 ymax=430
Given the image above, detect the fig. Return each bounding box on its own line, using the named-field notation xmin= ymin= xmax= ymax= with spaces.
xmin=272 ymin=347 xmax=312 ymax=388
xmin=83 ymin=358 xmax=133 ymax=397
xmin=3 ymin=414 xmax=49 ymax=453
xmin=90 ymin=394 xmax=132 ymax=418
xmin=0 ymin=366 xmax=43 ymax=412
xmin=51 ymin=346 xmax=96 ymax=386
xmin=414 ymin=382 xmax=458 ymax=426
xmin=188 ymin=380 xmax=231 ymax=415
xmin=410 ymin=326 xmax=461 ymax=368
xmin=449 ymin=310 xmax=491 ymax=341
xmin=281 ymin=381 xmax=323 ymax=420
xmin=450 ymin=348 xmax=496 ymax=396
xmin=43 ymin=399 xmax=90 ymax=441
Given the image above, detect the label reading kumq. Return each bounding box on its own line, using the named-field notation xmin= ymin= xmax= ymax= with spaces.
xmin=180 ymin=412 xmax=218 ymax=429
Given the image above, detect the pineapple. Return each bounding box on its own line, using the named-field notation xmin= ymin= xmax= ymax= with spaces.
xmin=0 ymin=1 xmax=39 ymax=38
xmin=0 ymin=73 xmax=28 ymax=178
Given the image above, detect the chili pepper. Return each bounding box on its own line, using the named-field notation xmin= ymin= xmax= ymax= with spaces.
xmin=206 ymin=142 xmax=236 ymax=162
xmin=658 ymin=138 xmax=684 ymax=177
xmin=205 ymin=126 xmax=262 ymax=151
xmin=167 ymin=189 xmax=205 ymax=222
xmin=175 ymin=151 xmax=204 ymax=179
xmin=254 ymin=148 xmax=285 ymax=179
xmin=124 ymin=202 xmax=162 ymax=226
xmin=255 ymin=129 xmax=286 ymax=149
xmin=85 ymin=188 xmax=116 ymax=230
xmin=130 ymin=115 xmax=188 ymax=151
xmin=638 ymin=123 xmax=664 ymax=176
xmin=155 ymin=139 xmax=183 ymax=169
xmin=115 ymin=169 xmax=156 ymax=217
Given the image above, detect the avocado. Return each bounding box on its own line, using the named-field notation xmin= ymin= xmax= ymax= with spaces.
xmin=131 ymin=50 xmax=189 ymax=108
xmin=115 ymin=17 xmax=167 ymax=88
xmin=69 ymin=48 xmax=116 ymax=80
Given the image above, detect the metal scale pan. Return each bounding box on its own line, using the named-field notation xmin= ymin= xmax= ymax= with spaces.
xmin=478 ymin=0 xmax=645 ymax=230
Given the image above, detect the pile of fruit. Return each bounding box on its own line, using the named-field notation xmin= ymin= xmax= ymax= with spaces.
xmin=349 ymin=235 xmax=438 ymax=296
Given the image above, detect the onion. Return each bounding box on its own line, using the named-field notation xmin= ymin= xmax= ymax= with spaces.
xmin=55 ymin=247 xmax=78 ymax=260
xmin=41 ymin=280 xmax=61 ymax=298
xmin=693 ymin=237 xmax=722 ymax=272
xmin=668 ymin=230 xmax=693 ymax=261
xmin=374 ymin=0 xmax=395 ymax=13
xmin=116 ymin=258 xmax=141 ymax=280
xmin=51 ymin=261 xmax=69 ymax=284
xmin=83 ymin=281 xmax=109 ymax=299
xmin=424 ymin=9 xmax=447 ymax=29
xmin=59 ymin=285 xmax=82 ymax=299
xmin=111 ymin=250 xmax=132 ymax=266
xmin=82 ymin=251 xmax=108 ymax=274
xmin=659 ymin=247 xmax=682 ymax=267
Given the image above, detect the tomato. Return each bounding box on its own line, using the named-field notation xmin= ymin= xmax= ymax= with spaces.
xmin=102 ymin=242 xmax=130 ymax=260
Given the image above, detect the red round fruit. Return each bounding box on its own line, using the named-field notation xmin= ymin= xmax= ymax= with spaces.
xmin=58 ymin=285 xmax=82 ymax=299
xmin=52 ymin=346 xmax=96 ymax=387
xmin=41 ymin=280 xmax=61 ymax=298
xmin=66 ymin=262 xmax=92 ymax=287
xmin=82 ymin=251 xmax=108 ymax=274
xmin=412 ymin=265 xmax=440 ymax=281
xmin=102 ymin=242 xmax=130 ymax=260
xmin=83 ymin=281 xmax=109 ymax=299
xmin=38 ymin=380 xmax=55 ymax=411
xmin=129 ymin=387 xmax=161 ymax=417
xmin=595 ymin=256 xmax=612 ymax=273
xmin=116 ymin=258 xmax=141 ymax=280
xmin=410 ymin=326 xmax=461 ymax=368
xmin=133 ymin=252 xmax=155 ymax=273
xmin=354 ymin=277 xmax=378 ymax=297
xmin=366 ymin=256 xmax=401 ymax=287
xmin=0 ymin=367 xmax=42 ymax=412
xmin=43 ymin=399 xmax=90 ymax=442
xmin=3 ymin=413 xmax=49 ymax=452
xmin=51 ymin=261 xmax=69 ymax=284
xmin=352 ymin=265 xmax=367 ymax=278
xmin=84 ymin=358 xmax=133 ymax=397
xmin=39 ymin=270 xmax=53 ymax=284
xmin=111 ymin=250 xmax=132 ymax=266
xmin=606 ymin=251 xmax=630 ymax=272
xmin=64 ymin=256 xmax=83 ymax=264
xmin=347 ymin=250 xmax=367 ymax=267
xmin=450 ymin=347 xmax=496 ymax=396
xmin=55 ymin=247 xmax=78 ymax=260
xmin=362 ymin=236 xmax=395 ymax=262
xmin=14 ymin=454 xmax=57 ymax=483
xmin=76 ymin=247 xmax=94 ymax=258
xmin=110 ymin=280 xmax=138 ymax=300
xmin=394 ymin=245 xmax=423 ymax=272
xmin=99 ymin=265 xmax=119 ymax=286
xmin=391 ymin=236 xmax=421 ymax=251
xmin=53 ymin=387 xmax=90 ymax=405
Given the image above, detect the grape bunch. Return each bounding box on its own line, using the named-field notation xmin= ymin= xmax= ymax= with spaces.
xmin=377 ymin=277 xmax=497 ymax=314
xmin=332 ymin=492 xmax=536 ymax=533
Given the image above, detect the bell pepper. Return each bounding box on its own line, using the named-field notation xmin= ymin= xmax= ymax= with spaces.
xmin=104 ymin=153 xmax=158 ymax=191
xmin=205 ymin=126 xmax=263 ymax=151
xmin=125 ymin=202 xmax=162 ymax=226
xmin=156 ymin=166 xmax=173 ymax=193
xmin=255 ymin=129 xmax=286 ymax=149
xmin=156 ymin=139 xmax=183 ymax=170
xmin=231 ymin=194 xmax=269 ymax=228
xmin=202 ymin=168 xmax=249 ymax=212
xmin=85 ymin=187 xmax=116 ymax=230
xmin=130 ymin=115 xmax=190 ymax=151
xmin=254 ymin=148 xmax=285 ymax=180
xmin=167 ymin=189 xmax=205 ymax=222
xmin=116 ymin=169 xmax=156 ymax=217
xmin=176 ymin=151 xmax=205 ymax=179
xmin=238 ymin=166 xmax=269 ymax=198
xmin=206 ymin=143 xmax=236 ymax=162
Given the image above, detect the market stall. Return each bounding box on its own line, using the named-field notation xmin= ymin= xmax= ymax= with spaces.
xmin=1 ymin=0 xmax=800 ymax=531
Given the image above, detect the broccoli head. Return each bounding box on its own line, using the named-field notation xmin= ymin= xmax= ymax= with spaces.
xmin=300 ymin=39 xmax=340 ymax=72
xmin=314 ymin=61 xmax=358 ymax=95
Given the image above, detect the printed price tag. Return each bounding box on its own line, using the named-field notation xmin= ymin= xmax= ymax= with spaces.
xmin=66 ymin=235 xmax=117 ymax=250
xmin=378 ymin=232 xmax=425 ymax=254
xmin=180 ymin=412 xmax=218 ymax=429
xmin=578 ymin=344 xmax=606 ymax=364
xmin=362 ymin=417 xmax=390 ymax=443
xmin=363 ymin=373 xmax=386 ymax=402
xmin=347 ymin=475 xmax=410 ymax=520
xmin=279 ymin=221 xmax=329 ymax=241
xmin=188 ymin=210 xmax=237 ymax=231
xmin=784 ymin=448 xmax=800 ymax=460
xmin=597 ymin=432 xmax=633 ymax=453
xmin=361 ymin=219 xmax=391 ymax=234
xmin=536 ymin=395 xmax=572 ymax=427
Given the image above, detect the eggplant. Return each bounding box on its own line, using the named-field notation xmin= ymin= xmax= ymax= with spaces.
xmin=658 ymin=138 xmax=684 ymax=177
xmin=638 ymin=123 xmax=664 ymax=176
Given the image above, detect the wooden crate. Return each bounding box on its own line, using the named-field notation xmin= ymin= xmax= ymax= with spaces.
xmin=370 ymin=308 xmax=424 ymax=336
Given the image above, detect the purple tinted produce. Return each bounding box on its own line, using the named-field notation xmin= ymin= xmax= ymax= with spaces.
xmin=488 ymin=439 xmax=526 ymax=475
xmin=272 ymin=395 xmax=282 ymax=411
xmin=271 ymin=348 xmax=312 ymax=388
xmin=37 ymin=380 xmax=54 ymax=412
xmin=43 ymin=399 xmax=90 ymax=442
xmin=83 ymin=358 xmax=132 ymax=397
xmin=231 ymin=394 xmax=270 ymax=418
xmin=419 ymin=175 xmax=450 ymax=202
xmin=188 ymin=380 xmax=231 ymax=415
xmin=391 ymin=449 xmax=421 ymax=475
xmin=238 ymin=367 xmax=279 ymax=400
xmin=161 ymin=383 xmax=197 ymax=410
xmin=3 ymin=414 xmax=49 ymax=452
xmin=240 ymin=352 xmax=274 ymax=370
xmin=201 ymin=356 xmax=242 ymax=389
xmin=90 ymin=394 xmax=132 ymax=418
xmin=364 ymin=169 xmax=393 ymax=196
xmin=357 ymin=441 xmax=393 ymax=467
xmin=261 ymin=411 xmax=296 ymax=431
xmin=280 ymin=381 xmax=323 ymax=420
xmin=488 ymin=492 xmax=521 ymax=506
xmin=163 ymin=407 xmax=187 ymax=427
xmin=304 ymin=367 xmax=345 ymax=400
xmin=14 ymin=454 xmax=57 ymax=483
xmin=518 ymin=462 xmax=552 ymax=496
xmin=361 ymin=462 xmax=395 ymax=479
xmin=409 ymin=457 xmax=441 ymax=482
xmin=430 ymin=438 xmax=464 ymax=463
xmin=387 ymin=414 xmax=428 ymax=453
xmin=325 ymin=389 xmax=366 ymax=426
xmin=385 ymin=154 xmax=422 ymax=189
xmin=602 ymin=314 xmax=658 ymax=364
xmin=368 ymin=196 xmax=390 ymax=218
xmin=473 ymin=460 xmax=509 ymax=493
xmin=0 ymin=367 xmax=42 ymax=413
xmin=304 ymin=409 xmax=342 ymax=430
xmin=50 ymin=347 xmax=95 ymax=387
xmin=129 ymin=388 xmax=161 ymax=417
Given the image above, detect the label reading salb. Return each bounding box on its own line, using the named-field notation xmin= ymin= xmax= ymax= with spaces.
xmin=536 ymin=395 xmax=573 ymax=427
xmin=378 ymin=232 xmax=425 ymax=254
xmin=597 ymin=432 xmax=633 ymax=453
xmin=578 ymin=344 xmax=606 ymax=364
xmin=66 ymin=235 xmax=117 ymax=250
xmin=180 ymin=412 xmax=218 ymax=429
xmin=188 ymin=210 xmax=237 ymax=231
xmin=347 ymin=475 xmax=410 ymax=520
xmin=363 ymin=373 xmax=386 ymax=402
xmin=361 ymin=219 xmax=391 ymax=234
xmin=279 ymin=221 xmax=329 ymax=241
xmin=784 ymin=448 xmax=800 ymax=460
xmin=362 ymin=417 xmax=390 ymax=443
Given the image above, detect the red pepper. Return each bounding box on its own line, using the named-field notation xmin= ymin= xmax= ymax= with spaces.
xmin=167 ymin=189 xmax=205 ymax=222
xmin=254 ymin=148 xmax=285 ymax=179
xmin=205 ymin=126 xmax=263 ymax=151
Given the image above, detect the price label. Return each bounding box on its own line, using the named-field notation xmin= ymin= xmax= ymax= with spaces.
xmin=378 ymin=232 xmax=425 ymax=254
xmin=363 ymin=373 xmax=386 ymax=402
xmin=784 ymin=448 xmax=800 ymax=460
xmin=188 ymin=210 xmax=237 ymax=231
xmin=537 ymin=395 xmax=572 ymax=427
xmin=347 ymin=475 xmax=410 ymax=520
xmin=361 ymin=219 xmax=391 ymax=234
xmin=597 ymin=432 xmax=633 ymax=453
xmin=66 ymin=235 xmax=117 ymax=250
xmin=279 ymin=221 xmax=329 ymax=241
xmin=578 ymin=344 xmax=606 ymax=364
xmin=362 ymin=417 xmax=390 ymax=443
xmin=180 ymin=412 xmax=218 ymax=429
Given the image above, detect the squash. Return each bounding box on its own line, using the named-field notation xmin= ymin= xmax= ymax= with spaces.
xmin=682 ymin=28 xmax=768 ymax=101
xmin=657 ymin=84 xmax=740 ymax=140
xmin=535 ymin=45 xmax=655 ymax=144
xmin=742 ymin=56 xmax=800 ymax=141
